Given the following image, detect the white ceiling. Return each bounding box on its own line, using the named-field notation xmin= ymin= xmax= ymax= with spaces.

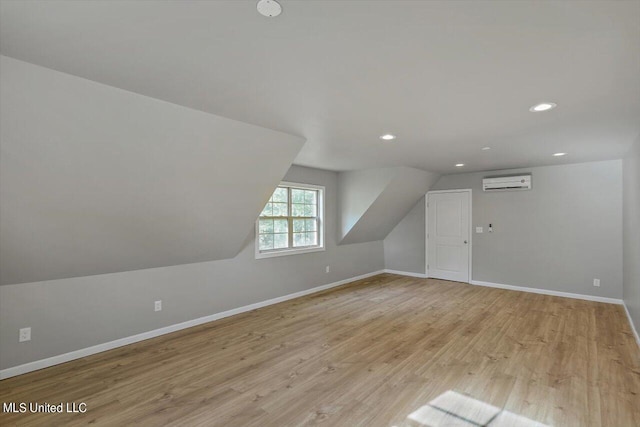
xmin=1 ymin=0 xmax=639 ymax=173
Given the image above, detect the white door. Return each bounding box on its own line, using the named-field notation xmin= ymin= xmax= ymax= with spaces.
xmin=427 ymin=191 xmax=471 ymax=282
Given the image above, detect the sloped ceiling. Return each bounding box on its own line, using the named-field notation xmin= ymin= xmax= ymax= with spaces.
xmin=339 ymin=167 xmax=439 ymax=245
xmin=0 ymin=56 xmax=305 ymax=285
xmin=1 ymin=1 xmax=638 ymax=173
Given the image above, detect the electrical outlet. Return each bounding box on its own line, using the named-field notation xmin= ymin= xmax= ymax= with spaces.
xmin=476 ymin=227 xmax=483 ymax=233
xmin=326 ymin=266 xmax=330 ymax=273
xmin=19 ymin=327 xmax=31 ymax=342
xmin=593 ymin=279 xmax=600 ymax=287
xmin=154 ymin=300 xmax=162 ymax=311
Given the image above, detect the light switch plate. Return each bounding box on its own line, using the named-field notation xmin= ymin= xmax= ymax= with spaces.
xmin=19 ymin=327 xmax=31 ymax=342
xmin=476 ymin=227 xmax=483 ymax=233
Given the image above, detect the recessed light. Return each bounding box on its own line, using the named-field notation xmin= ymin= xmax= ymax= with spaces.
xmin=379 ymin=134 xmax=396 ymax=141
xmin=455 ymin=163 xmax=465 ymax=167
xmin=257 ymin=0 xmax=282 ymax=17
xmin=553 ymin=152 xmax=567 ymax=157
xmin=529 ymin=102 xmax=557 ymax=112
xmin=481 ymin=147 xmax=491 ymax=151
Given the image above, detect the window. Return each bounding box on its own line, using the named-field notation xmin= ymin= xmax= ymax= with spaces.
xmin=256 ymin=182 xmax=324 ymax=258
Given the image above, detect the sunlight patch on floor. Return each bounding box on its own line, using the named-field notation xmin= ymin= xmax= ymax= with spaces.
xmin=400 ymin=390 xmax=548 ymax=427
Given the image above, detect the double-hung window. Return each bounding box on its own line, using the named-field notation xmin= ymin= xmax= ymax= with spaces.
xmin=256 ymin=182 xmax=325 ymax=258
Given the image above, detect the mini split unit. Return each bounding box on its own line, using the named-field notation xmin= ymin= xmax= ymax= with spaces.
xmin=482 ymin=175 xmax=532 ymax=191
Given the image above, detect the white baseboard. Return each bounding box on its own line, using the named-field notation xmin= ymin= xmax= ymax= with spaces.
xmin=623 ymin=302 xmax=640 ymax=349
xmin=470 ymin=280 xmax=623 ymax=305
xmin=0 ymin=270 xmax=385 ymax=380
xmin=383 ymin=269 xmax=428 ymax=278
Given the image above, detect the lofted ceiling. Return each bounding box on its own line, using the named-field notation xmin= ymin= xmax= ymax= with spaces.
xmin=0 ymin=56 xmax=304 ymax=285
xmin=1 ymin=0 xmax=639 ymax=174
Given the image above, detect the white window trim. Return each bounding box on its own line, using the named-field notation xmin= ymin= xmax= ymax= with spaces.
xmin=255 ymin=181 xmax=325 ymax=259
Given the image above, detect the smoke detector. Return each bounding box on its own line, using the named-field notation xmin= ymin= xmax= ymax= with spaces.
xmin=257 ymin=0 xmax=282 ymax=17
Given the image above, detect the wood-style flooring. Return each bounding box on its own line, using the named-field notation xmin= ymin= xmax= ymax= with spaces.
xmin=1 ymin=274 xmax=639 ymax=426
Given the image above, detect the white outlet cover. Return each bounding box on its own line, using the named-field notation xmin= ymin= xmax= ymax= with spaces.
xmin=593 ymin=279 xmax=600 ymax=287
xmin=155 ymin=300 xmax=162 ymax=311
xmin=476 ymin=227 xmax=483 ymax=233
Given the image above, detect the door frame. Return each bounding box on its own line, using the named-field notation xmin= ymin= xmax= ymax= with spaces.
xmin=425 ymin=189 xmax=473 ymax=283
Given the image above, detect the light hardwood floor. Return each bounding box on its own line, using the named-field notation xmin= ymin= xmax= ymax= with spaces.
xmin=1 ymin=274 xmax=639 ymax=426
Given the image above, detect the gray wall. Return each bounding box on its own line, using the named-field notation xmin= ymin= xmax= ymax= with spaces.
xmin=339 ymin=167 xmax=439 ymax=244
xmin=339 ymin=167 xmax=396 ymax=240
xmin=386 ymin=161 xmax=623 ymax=299
xmin=432 ymin=161 xmax=623 ymax=298
xmin=384 ymin=197 xmax=426 ymax=274
xmin=623 ymin=137 xmax=640 ymax=333
xmin=0 ymin=165 xmax=385 ymax=370
xmin=0 ymin=55 xmax=305 ymax=285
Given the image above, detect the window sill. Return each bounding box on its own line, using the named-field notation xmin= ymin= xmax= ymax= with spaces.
xmin=255 ymin=246 xmax=325 ymax=259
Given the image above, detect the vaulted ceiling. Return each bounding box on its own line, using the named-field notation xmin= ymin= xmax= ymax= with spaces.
xmin=2 ymin=0 xmax=639 ymax=174
xmin=0 ymin=56 xmax=304 ymax=285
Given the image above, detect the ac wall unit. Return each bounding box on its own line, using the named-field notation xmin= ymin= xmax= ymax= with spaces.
xmin=482 ymin=174 xmax=531 ymax=191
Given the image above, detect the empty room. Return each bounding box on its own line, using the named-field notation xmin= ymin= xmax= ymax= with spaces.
xmin=1 ymin=1 xmax=639 ymax=426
